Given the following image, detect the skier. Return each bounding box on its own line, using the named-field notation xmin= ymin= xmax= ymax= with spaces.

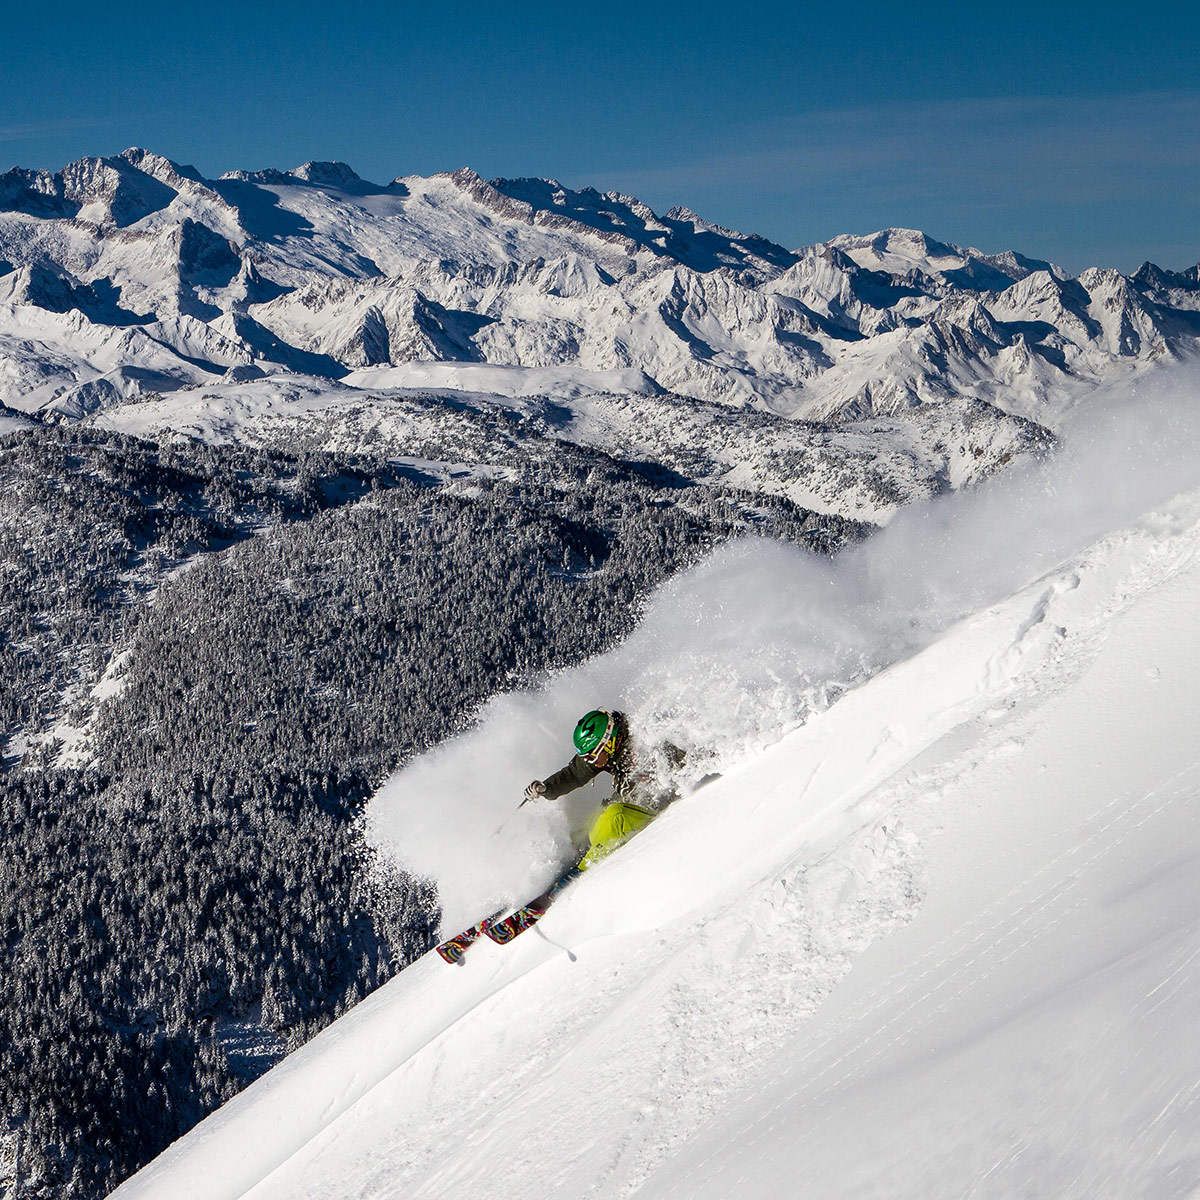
xmin=437 ymin=709 xmax=683 ymax=961
xmin=523 ymin=708 xmax=679 ymax=871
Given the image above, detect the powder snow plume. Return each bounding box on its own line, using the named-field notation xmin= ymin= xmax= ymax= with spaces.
xmin=367 ymin=366 xmax=1200 ymax=932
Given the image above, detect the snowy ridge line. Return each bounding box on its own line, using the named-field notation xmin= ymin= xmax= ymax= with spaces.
xmin=590 ymin=507 xmax=1200 ymax=1197
xmin=112 ymin=479 xmax=1200 ymax=1198
xmin=88 ymin=371 xmax=1034 ymax=525
xmin=343 ymin=499 xmax=1200 ymax=1200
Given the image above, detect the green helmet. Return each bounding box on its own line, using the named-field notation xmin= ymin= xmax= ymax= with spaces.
xmin=574 ymin=709 xmax=618 ymax=760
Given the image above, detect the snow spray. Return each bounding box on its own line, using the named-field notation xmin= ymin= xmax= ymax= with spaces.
xmin=367 ymin=365 xmax=1200 ymax=932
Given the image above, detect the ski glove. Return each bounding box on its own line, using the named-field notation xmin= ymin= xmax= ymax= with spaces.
xmin=523 ymin=780 xmax=547 ymax=803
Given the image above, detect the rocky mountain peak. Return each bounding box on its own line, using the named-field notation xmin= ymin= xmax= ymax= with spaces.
xmin=0 ymin=149 xmax=1197 ymax=434
xmin=290 ymin=161 xmax=364 ymax=189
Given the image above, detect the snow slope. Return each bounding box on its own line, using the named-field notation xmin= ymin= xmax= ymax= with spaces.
xmin=648 ymin=546 xmax=1200 ymax=1200
xmin=113 ymin=377 xmax=1200 ymax=1198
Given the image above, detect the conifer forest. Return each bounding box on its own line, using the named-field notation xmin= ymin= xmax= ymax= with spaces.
xmin=0 ymin=423 xmax=865 ymax=1198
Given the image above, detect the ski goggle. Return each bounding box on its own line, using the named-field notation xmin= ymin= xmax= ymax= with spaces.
xmin=582 ymin=712 xmax=621 ymax=764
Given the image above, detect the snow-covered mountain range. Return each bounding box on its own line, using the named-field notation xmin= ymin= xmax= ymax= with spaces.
xmin=3 ymin=149 xmax=1198 ymax=520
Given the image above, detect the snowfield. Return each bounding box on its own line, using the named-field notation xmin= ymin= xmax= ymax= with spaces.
xmin=113 ymin=378 xmax=1200 ymax=1199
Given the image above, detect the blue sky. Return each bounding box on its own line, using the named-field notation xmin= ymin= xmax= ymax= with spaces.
xmin=2 ymin=1 xmax=1197 ymax=272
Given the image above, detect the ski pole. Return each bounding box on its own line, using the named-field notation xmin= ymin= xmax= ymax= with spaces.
xmin=491 ymin=797 xmax=523 ymax=838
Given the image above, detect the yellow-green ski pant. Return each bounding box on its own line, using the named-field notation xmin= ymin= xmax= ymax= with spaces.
xmin=578 ymin=802 xmax=655 ymax=870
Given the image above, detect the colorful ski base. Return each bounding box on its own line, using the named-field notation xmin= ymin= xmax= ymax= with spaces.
xmin=435 ymin=913 xmax=500 ymax=964
xmin=484 ymin=902 xmax=549 ymax=944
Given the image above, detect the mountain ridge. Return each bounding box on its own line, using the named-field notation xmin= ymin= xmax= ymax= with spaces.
xmin=6 ymin=147 xmax=1200 ymax=1200
xmin=2 ymin=148 xmax=1196 ymax=432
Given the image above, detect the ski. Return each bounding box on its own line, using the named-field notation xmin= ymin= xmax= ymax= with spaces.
xmin=435 ymin=912 xmax=502 ymax=964
xmin=435 ymin=867 xmax=583 ymax=963
xmin=483 ymin=901 xmax=550 ymax=944
xmin=485 ymin=865 xmax=583 ymax=945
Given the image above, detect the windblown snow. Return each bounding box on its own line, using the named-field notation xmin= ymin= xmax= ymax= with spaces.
xmin=114 ymin=370 xmax=1200 ymax=1199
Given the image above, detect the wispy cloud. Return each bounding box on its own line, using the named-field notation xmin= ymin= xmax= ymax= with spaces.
xmin=587 ymin=91 xmax=1200 ymax=268
xmin=0 ymin=117 xmax=106 ymax=144
xmin=606 ymin=91 xmax=1200 ymax=200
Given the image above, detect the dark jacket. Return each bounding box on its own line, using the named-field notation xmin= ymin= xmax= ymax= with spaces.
xmin=542 ymin=712 xmax=683 ymax=812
